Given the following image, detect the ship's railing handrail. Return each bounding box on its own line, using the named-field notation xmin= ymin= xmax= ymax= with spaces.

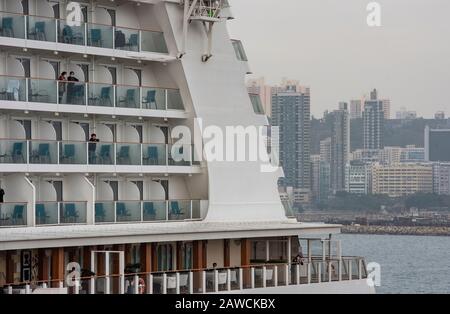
xmin=0 ymin=74 xmax=180 ymax=91
xmin=1 ymin=256 xmax=368 ymax=294
xmin=0 ymin=10 xmax=163 ymax=34
xmin=0 ymin=138 xmax=186 ymax=146
xmin=0 ymin=139 xmax=199 ymax=167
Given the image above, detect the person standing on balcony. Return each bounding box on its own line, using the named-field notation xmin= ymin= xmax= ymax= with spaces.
xmin=67 ymin=71 xmax=79 ymax=104
xmin=88 ymin=133 xmax=99 ymax=164
xmin=0 ymin=186 xmax=4 ymax=203
xmin=58 ymin=72 xmax=67 ymax=103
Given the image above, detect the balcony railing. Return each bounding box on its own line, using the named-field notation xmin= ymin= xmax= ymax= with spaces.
xmin=35 ymin=201 xmax=87 ymax=225
xmin=0 ymin=139 xmax=198 ymax=167
xmin=249 ymin=93 xmax=265 ymax=115
xmin=0 ymin=202 xmax=27 ymax=227
xmin=1 ymin=257 xmax=368 ymax=294
xmin=0 ymin=75 xmax=184 ymax=111
xmin=0 ymin=11 xmax=168 ymax=53
xmin=95 ymin=200 xmax=201 ymax=224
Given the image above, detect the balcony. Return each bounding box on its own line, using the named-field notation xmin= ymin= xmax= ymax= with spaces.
xmin=0 ymin=75 xmax=185 ymax=112
xmin=35 ymin=201 xmax=87 ymax=225
xmin=0 ymin=202 xmax=27 ymax=227
xmin=249 ymin=93 xmax=265 ymax=115
xmin=2 ymin=256 xmax=368 ymax=294
xmin=0 ymin=11 xmax=168 ymax=54
xmin=94 ymin=200 xmax=202 ymax=224
xmin=0 ymin=139 xmax=198 ymax=168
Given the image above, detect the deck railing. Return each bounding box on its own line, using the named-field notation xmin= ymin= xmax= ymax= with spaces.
xmin=1 ymin=257 xmax=368 ymax=294
xmin=0 ymin=11 xmax=168 ymax=53
xmin=0 ymin=139 xmax=198 ymax=167
xmin=0 ymin=75 xmax=184 ymax=111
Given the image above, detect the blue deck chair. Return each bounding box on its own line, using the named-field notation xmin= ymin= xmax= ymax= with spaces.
xmin=90 ymin=28 xmax=102 ymax=47
xmin=117 ymin=145 xmax=130 ymax=164
xmin=143 ymin=90 xmax=157 ymax=109
xmin=35 ymin=203 xmax=49 ymax=224
xmin=143 ymin=202 xmax=156 ymax=220
xmin=61 ymin=144 xmax=75 ymax=163
xmin=99 ymin=144 xmax=112 ymax=164
xmin=38 ymin=143 xmax=51 ymax=163
xmin=95 ymin=203 xmax=106 ymax=222
xmin=63 ymin=203 xmax=79 ymax=223
xmin=12 ymin=142 xmax=25 ymax=163
xmin=116 ymin=202 xmax=130 ymax=220
xmin=12 ymin=205 xmax=25 ymax=225
xmin=2 ymin=17 xmax=14 ymax=37
xmin=144 ymin=146 xmax=159 ymax=165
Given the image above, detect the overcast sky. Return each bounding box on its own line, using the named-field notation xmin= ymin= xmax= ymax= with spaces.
xmin=227 ymin=0 xmax=450 ymax=118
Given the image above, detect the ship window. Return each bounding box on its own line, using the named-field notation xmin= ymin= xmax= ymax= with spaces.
xmin=157 ymin=244 xmax=173 ymax=272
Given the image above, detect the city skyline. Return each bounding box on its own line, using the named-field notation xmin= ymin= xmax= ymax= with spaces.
xmin=228 ymin=0 xmax=450 ymax=117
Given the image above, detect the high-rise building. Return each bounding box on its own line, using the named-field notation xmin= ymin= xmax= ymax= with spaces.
xmin=272 ymin=83 xmax=311 ymax=191
xmin=345 ymin=161 xmax=372 ymax=194
xmin=425 ymin=126 xmax=450 ymax=162
xmin=363 ymin=89 xmax=384 ymax=150
xmin=330 ymin=108 xmax=350 ymax=193
xmin=381 ymin=99 xmax=391 ymax=120
xmin=320 ymin=137 xmax=332 ymax=163
xmin=371 ymin=163 xmax=433 ymax=197
xmin=432 ymin=163 xmax=450 ymax=195
xmin=349 ymin=100 xmax=362 ymax=119
xmin=246 ymin=77 xmax=273 ymax=117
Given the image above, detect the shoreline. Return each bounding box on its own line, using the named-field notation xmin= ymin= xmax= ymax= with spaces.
xmin=341 ymin=225 xmax=450 ymax=237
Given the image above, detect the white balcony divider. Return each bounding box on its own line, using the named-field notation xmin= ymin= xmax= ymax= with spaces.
xmin=176 ymin=273 xmax=181 ymax=294
xmin=359 ymin=259 xmax=363 ymax=280
xmin=273 ymin=265 xmax=278 ymax=287
xmin=134 ymin=274 xmax=139 ymax=294
xmin=318 ymin=263 xmax=322 ymax=283
xmin=226 ymin=269 xmax=231 ymax=291
xmin=296 ymin=264 xmax=300 ymax=285
xmin=262 ymin=266 xmax=267 ymax=288
xmin=162 ymin=273 xmax=167 ymax=294
xmin=147 ymin=274 xmax=153 ymax=294
xmin=214 ymin=270 xmax=219 ymax=292
xmin=307 ymin=263 xmax=311 ymax=284
xmin=349 ymin=260 xmax=352 ymax=281
xmin=239 ymin=268 xmax=243 ymax=290
xmin=202 ymin=271 xmax=206 ymax=293
xmin=250 ymin=267 xmax=255 ymax=289
xmin=189 ymin=272 xmax=194 ymax=293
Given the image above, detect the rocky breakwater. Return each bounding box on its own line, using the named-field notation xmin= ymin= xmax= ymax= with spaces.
xmin=342 ymin=225 xmax=450 ymax=236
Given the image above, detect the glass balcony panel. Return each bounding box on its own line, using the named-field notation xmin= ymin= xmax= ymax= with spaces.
xmin=115 ymin=26 xmax=139 ymax=51
xmin=59 ymin=141 xmax=87 ymax=164
xmin=166 ymin=273 xmax=177 ymax=294
xmin=142 ymin=201 xmax=166 ymax=221
xmin=265 ymin=265 xmax=276 ymax=287
xmin=29 ymin=78 xmax=57 ymax=103
xmin=229 ymin=268 xmax=240 ymax=291
xmin=87 ymin=82 xmax=114 ymax=107
xmin=29 ymin=140 xmax=57 ymax=164
xmin=152 ymin=274 xmax=164 ymax=294
xmin=59 ymin=202 xmax=87 ymax=224
xmin=116 ymin=85 xmax=140 ymax=109
xmin=0 ymin=202 xmax=27 ymax=227
xmin=88 ymin=142 xmax=114 ymax=165
xmin=168 ymin=200 xmax=190 ymax=221
xmin=204 ymin=270 xmax=215 ymax=293
xmin=141 ymin=87 xmax=165 ymax=110
xmin=141 ymin=30 xmax=168 ymax=53
xmin=116 ymin=201 xmax=141 ymax=222
xmin=87 ymin=23 xmax=113 ymax=48
xmin=0 ymin=12 xmax=25 ymax=38
xmin=27 ymin=15 xmax=56 ymax=42
xmin=58 ymin=19 xmax=85 ymax=45
xmin=94 ymin=202 xmax=115 ymax=223
xmin=168 ymin=144 xmax=191 ymax=166
xmin=0 ymin=76 xmax=26 ymax=101
xmin=178 ymin=271 xmax=190 ymax=294
xmin=276 ymin=264 xmax=287 ymax=286
xmin=142 ymin=143 xmax=166 ymax=165
xmin=61 ymin=81 xmax=86 ymax=105
xmin=191 ymin=200 xmax=201 ymax=219
xmin=166 ymin=89 xmax=184 ymax=110
xmin=253 ymin=267 xmax=264 ymax=288
xmin=35 ymin=202 xmax=58 ymax=225
xmin=116 ymin=143 xmax=141 ymax=165
xmin=0 ymin=139 xmax=27 ymax=163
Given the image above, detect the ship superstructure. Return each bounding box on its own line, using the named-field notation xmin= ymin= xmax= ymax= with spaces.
xmin=0 ymin=0 xmax=372 ymax=294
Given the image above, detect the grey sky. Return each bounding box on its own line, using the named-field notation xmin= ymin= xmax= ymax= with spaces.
xmin=227 ymin=0 xmax=450 ymax=118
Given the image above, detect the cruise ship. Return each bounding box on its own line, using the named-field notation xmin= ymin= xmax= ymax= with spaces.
xmin=0 ymin=0 xmax=373 ymax=294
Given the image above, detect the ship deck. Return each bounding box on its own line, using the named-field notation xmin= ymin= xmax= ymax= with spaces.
xmin=0 ymin=220 xmax=341 ymax=250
